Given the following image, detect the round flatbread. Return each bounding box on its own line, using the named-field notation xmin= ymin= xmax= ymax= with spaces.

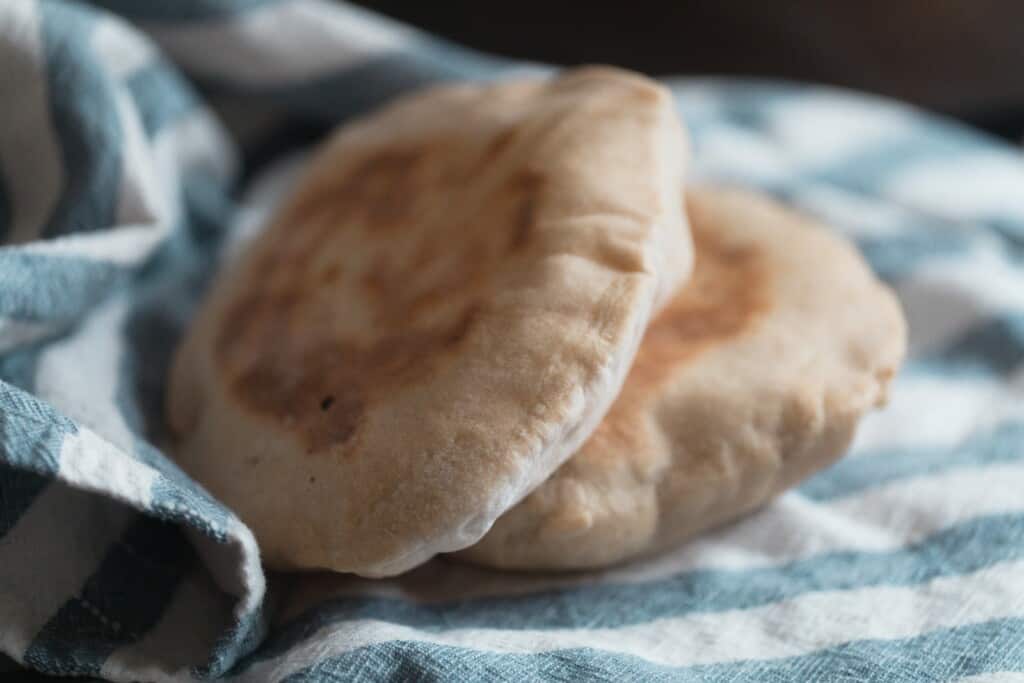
xmin=460 ymin=186 xmax=906 ymax=571
xmin=167 ymin=67 xmax=692 ymax=576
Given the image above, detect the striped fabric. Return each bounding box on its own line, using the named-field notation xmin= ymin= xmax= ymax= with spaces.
xmin=1 ymin=1 xmax=1022 ymax=681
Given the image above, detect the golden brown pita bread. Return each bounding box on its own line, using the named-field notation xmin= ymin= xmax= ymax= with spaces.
xmin=460 ymin=186 xmax=906 ymax=571
xmin=166 ymin=67 xmax=692 ymax=577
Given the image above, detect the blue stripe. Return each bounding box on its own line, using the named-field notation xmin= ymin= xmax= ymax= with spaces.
xmin=928 ymin=314 xmax=1024 ymax=376
xmin=0 ymin=381 xmax=76 ymax=472
xmin=992 ymin=218 xmax=1024 ymax=252
xmin=713 ymin=80 xmax=799 ymax=130
xmin=855 ymin=231 xmax=971 ymax=281
xmin=116 ymin=290 xmax=181 ymax=442
xmin=84 ymin=0 xmax=284 ymax=22
xmin=112 ymin=169 xmax=234 ymax=445
xmin=196 ymin=602 xmax=269 ymax=679
xmin=22 ymin=515 xmax=195 ymax=677
xmin=0 ymin=463 xmax=50 ymax=538
xmin=178 ymin=167 xmax=237 ymax=247
xmin=807 ymin=129 xmax=986 ymax=193
xmin=0 ymin=251 xmax=129 ymax=320
xmin=0 ymin=342 xmax=46 ymax=392
xmin=39 ymin=2 xmax=123 ymax=239
xmin=235 ymin=512 xmax=1024 ymax=673
xmin=898 ymin=357 xmax=1000 ymax=381
xmin=112 ymin=169 xmax=235 ymax=541
xmin=0 ymin=347 xmax=51 ymax=535
xmin=114 ymin=347 xmax=235 ymax=545
xmin=801 ymin=420 xmax=1024 ymax=501
xmin=124 ymin=61 xmax=201 ymax=138
xmin=280 ymin=616 xmax=1024 ymax=682
xmin=0 ymin=382 xmax=75 ymax=538
xmin=147 ymin=464 xmax=231 ymax=543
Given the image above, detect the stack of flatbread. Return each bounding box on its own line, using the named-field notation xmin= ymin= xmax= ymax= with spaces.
xmin=167 ymin=67 xmax=906 ymax=577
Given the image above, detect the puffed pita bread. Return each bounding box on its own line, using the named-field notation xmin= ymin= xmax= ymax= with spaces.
xmin=167 ymin=67 xmax=692 ymax=576
xmin=461 ymin=186 xmax=906 ymax=571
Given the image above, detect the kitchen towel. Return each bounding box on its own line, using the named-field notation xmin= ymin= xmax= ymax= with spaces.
xmin=1 ymin=1 xmax=1023 ymax=680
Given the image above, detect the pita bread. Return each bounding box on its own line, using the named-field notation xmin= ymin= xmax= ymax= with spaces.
xmin=460 ymin=186 xmax=906 ymax=571
xmin=167 ymin=67 xmax=692 ymax=577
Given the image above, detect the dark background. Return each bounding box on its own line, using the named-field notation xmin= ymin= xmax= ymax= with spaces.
xmin=354 ymin=0 xmax=1024 ymax=141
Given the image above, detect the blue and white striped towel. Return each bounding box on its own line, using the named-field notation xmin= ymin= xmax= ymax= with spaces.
xmin=1 ymin=1 xmax=1023 ymax=681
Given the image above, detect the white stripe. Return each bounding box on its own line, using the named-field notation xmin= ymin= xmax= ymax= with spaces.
xmin=34 ymin=297 xmax=137 ymax=453
xmin=786 ymin=182 xmax=990 ymax=245
xmin=887 ymin=153 xmax=1024 ymax=222
xmin=57 ymin=428 xmax=158 ymax=512
xmin=957 ymin=674 xmax=1024 ymax=683
xmin=668 ymin=80 xmax=730 ymax=120
xmin=278 ymin=461 xmax=1024 ymax=613
xmin=145 ymin=0 xmax=411 ymax=87
xmin=606 ymin=462 xmax=1024 ymax=580
xmin=91 ymin=15 xmax=156 ymax=81
xmin=166 ymin=105 xmax=237 ymax=186
xmin=788 ymin=184 xmax=909 ymax=238
xmin=0 ymin=1 xmax=64 ymax=244
xmin=767 ymin=92 xmax=915 ymax=168
xmin=850 ymin=373 xmax=1001 ymax=455
xmin=38 ymin=298 xmax=160 ymax=510
xmin=241 ymin=560 xmax=1024 ymax=681
xmin=690 ymin=126 xmax=792 ymax=185
xmin=0 ymin=481 xmax=134 ymax=658
xmin=113 ymin=82 xmax=174 ymax=239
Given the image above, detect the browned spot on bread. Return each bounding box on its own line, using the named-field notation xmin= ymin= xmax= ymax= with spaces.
xmin=631 ymin=225 xmax=770 ymax=385
xmin=213 ymin=136 xmax=554 ymax=454
xmin=225 ymin=318 xmax=481 ymax=456
xmin=285 ymin=146 xmax=440 ymax=237
xmin=585 ymin=210 xmax=772 ymax=454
